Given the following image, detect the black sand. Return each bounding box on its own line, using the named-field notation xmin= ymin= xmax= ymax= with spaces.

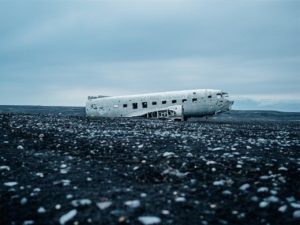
xmin=0 ymin=109 xmax=299 ymax=225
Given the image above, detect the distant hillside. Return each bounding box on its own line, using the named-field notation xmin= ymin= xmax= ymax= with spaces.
xmin=0 ymin=105 xmax=299 ymax=122
xmin=0 ymin=105 xmax=85 ymax=116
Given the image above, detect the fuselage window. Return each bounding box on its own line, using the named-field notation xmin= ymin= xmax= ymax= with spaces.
xmin=142 ymin=102 xmax=148 ymax=108
xmin=192 ymin=98 xmax=197 ymax=102
xmin=162 ymin=100 xmax=167 ymax=104
xmin=132 ymin=103 xmax=138 ymax=109
xmin=152 ymin=101 xmax=157 ymax=105
xmin=182 ymin=99 xmax=187 ymax=103
xmin=123 ymin=104 xmax=128 ymax=108
xmin=208 ymin=95 xmax=212 ymax=98
xmin=172 ymin=100 xmax=177 ymax=104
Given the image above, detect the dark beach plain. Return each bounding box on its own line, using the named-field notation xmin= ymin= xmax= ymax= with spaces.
xmin=0 ymin=106 xmax=299 ymax=225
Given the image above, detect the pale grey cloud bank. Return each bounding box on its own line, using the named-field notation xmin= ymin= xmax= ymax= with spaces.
xmin=0 ymin=0 xmax=299 ymax=111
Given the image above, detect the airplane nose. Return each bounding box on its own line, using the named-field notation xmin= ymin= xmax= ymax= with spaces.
xmin=221 ymin=100 xmax=234 ymax=112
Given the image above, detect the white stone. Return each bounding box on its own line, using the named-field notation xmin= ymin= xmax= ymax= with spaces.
xmin=20 ymin=197 xmax=28 ymax=205
xmin=17 ymin=145 xmax=24 ymax=150
xmin=23 ymin=220 xmax=34 ymax=225
xmin=291 ymin=203 xmax=300 ymax=209
xmin=97 ymin=201 xmax=112 ymax=210
xmin=259 ymin=201 xmax=269 ymax=208
xmin=71 ymin=199 xmax=92 ymax=207
xmin=138 ymin=216 xmax=161 ymax=225
xmin=4 ymin=181 xmax=18 ymax=187
xmin=278 ymin=205 xmax=287 ymax=213
xmin=222 ymin=190 xmax=232 ymax=196
xmin=213 ymin=180 xmax=225 ymax=186
xmin=163 ymin=152 xmax=175 ymax=157
xmin=124 ymin=200 xmax=141 ymax=208
xmin=37 ymin=207 xmax=46 ymax=213
xmin=59 ymin=209 xmax=77 ymax=225
xmin=257 ymin=187 xmax=269 ymax=193
xmin=293 ymin=210 xmax=300 ymax=219
xmin=175 ymin=197 xmax=186 ymax=202
xmin=0 ymin=166 xmax=10 ymax=171
xmin=239 ymin=183 xmax=250 ymax=191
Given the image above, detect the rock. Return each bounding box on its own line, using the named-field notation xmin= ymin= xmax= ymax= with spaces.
xmin=175 ymin=197 xmax=186 ymax=203
xmin=124 ymin=200 xmax=141 ymax=208
xmin=71 ymin=199 xmax=92 ymax=207
xmin=278 ymin=205 xmax=287 ymax=213
xmin=163 ymin=152 xmax=175 ymax=157
xmin=222 ymin=190 xmax=232 ymax=196
xmin=23 ymin=220 xmax=34 ymax=225
xmin=291 ymin=203 xmax=300 ymax=209
xmin=37 ymin=207 xmax=46 ymax=214
xmin=293 ymin=210 xmax=300 ymax=219
xmin=4 ymin=181 xmax=18 ymax=187
xmin=0 ymin=165 xmax=10 ymax=171
xmin=138 ymin=216 xmax=161 ymax=225
xmin=186 ymin=153 xmax=193 ymax=158
xmin=97 ymin=201 xmax=112 ymax=210
xmin=239 ymin=184 xmax=250 ymax=191
xmin=259 ymin=201 xmax=269 ymax=208
xmin=17 ymin=145 xmax=24 ymax=150
xmin=265 ymin=196 xmax=279 ymax=203
xmin=257 ymin=187 xmax=269 ymax=193
xmin=20 ymin=197 xmax=28 ymax=205
xmin=213 ymin=180 xmax=225 ymax=186
xmin=59 ymin=209 xmax=77 ymax=225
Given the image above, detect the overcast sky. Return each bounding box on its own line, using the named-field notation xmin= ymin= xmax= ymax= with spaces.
xmin=0 ymin=0 xmax=299 ymax=111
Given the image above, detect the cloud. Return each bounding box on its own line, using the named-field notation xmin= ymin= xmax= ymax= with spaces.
xmin=0 ymin=0 xmax=299 ymax=111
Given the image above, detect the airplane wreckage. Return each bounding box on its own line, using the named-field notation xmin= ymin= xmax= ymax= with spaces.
xmin=86 ymin=89 xmax=234 ymax=121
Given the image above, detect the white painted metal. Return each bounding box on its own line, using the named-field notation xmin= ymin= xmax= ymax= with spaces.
xmin=86 ymin=89 xmax=234 ymax=120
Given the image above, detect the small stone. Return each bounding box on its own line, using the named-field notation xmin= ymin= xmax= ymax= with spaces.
xmin=186 ymin=153 xmax=193 ymax=158
xmin=86 ymin=177 xmax=92 ymax=182
xmin=175 ymin=197 xmax=186 ymax=202
xmin=278 ymin=205 xmax=287 ymax=213
xmin=259 ymin=201 xmax=269 ymax=208
xmin=140 ymin=193 xmax=147 ymax=198
xmin=0 ymin=166 xmax=10 ymax=171
xmin=138 ymin=216 xmax=161 ymax=225
xmin=266 ymin=196 xmax=279 ymax=203
xmin=239 ymin=183 xmax=250 ymax=191
xmin=291 ymin=203 xmax=300 ymax=209
xmin=37 ymin=207 xmax=46 ymax=214
xmin=59 ymin=209 xmax=77 ymax=225
xmin=293 ymin=210 xmax=300 ymax=219
xmin=97 ymin=201 xmax=112 ymax=210
xmin=124 ymin=200 xmax=141 ymax=208
xmin=4 ymin=181 xmax=18 ymax=187
xmin=20 ymin=197 xmax=28 ymax=205
xmin=55 ymin=204 xmax=62 ymax=210
xmin=118 ymin=216 xmax=126 ymax=223
xmin=66 ymin=194 xmax=73 ymax=199
xmin=278 ymin=167 xmax=288 ymax=171
xmin=163 ymin=152 xmax=175 ymax=157
xmin=161 ymin=210 xmax=170 ymax=215
xmin=71 ymin=199 xmax=92 ymax=207
xmin=206 ymin=161 xmax=216 ymax=165
xmin=17 ymin=145 xmax=24 ymax=150
xmin=23 ymin=220 xmax=34 ymax=225
xmin=222 ymin=190 xmax=232 ymax=196
xmin=213 ymin=180 xmax=225 ymax=186
xmin=257 ymin=187 xmax=269 ymax=193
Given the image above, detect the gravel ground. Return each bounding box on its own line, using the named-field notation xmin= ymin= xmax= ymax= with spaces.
xmin=0 ymin=113 xmax=300 ymax=225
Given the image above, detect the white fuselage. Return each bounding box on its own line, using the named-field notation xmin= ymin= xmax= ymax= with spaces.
xmin=86 ymin=89 xmax=233 ymax=119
